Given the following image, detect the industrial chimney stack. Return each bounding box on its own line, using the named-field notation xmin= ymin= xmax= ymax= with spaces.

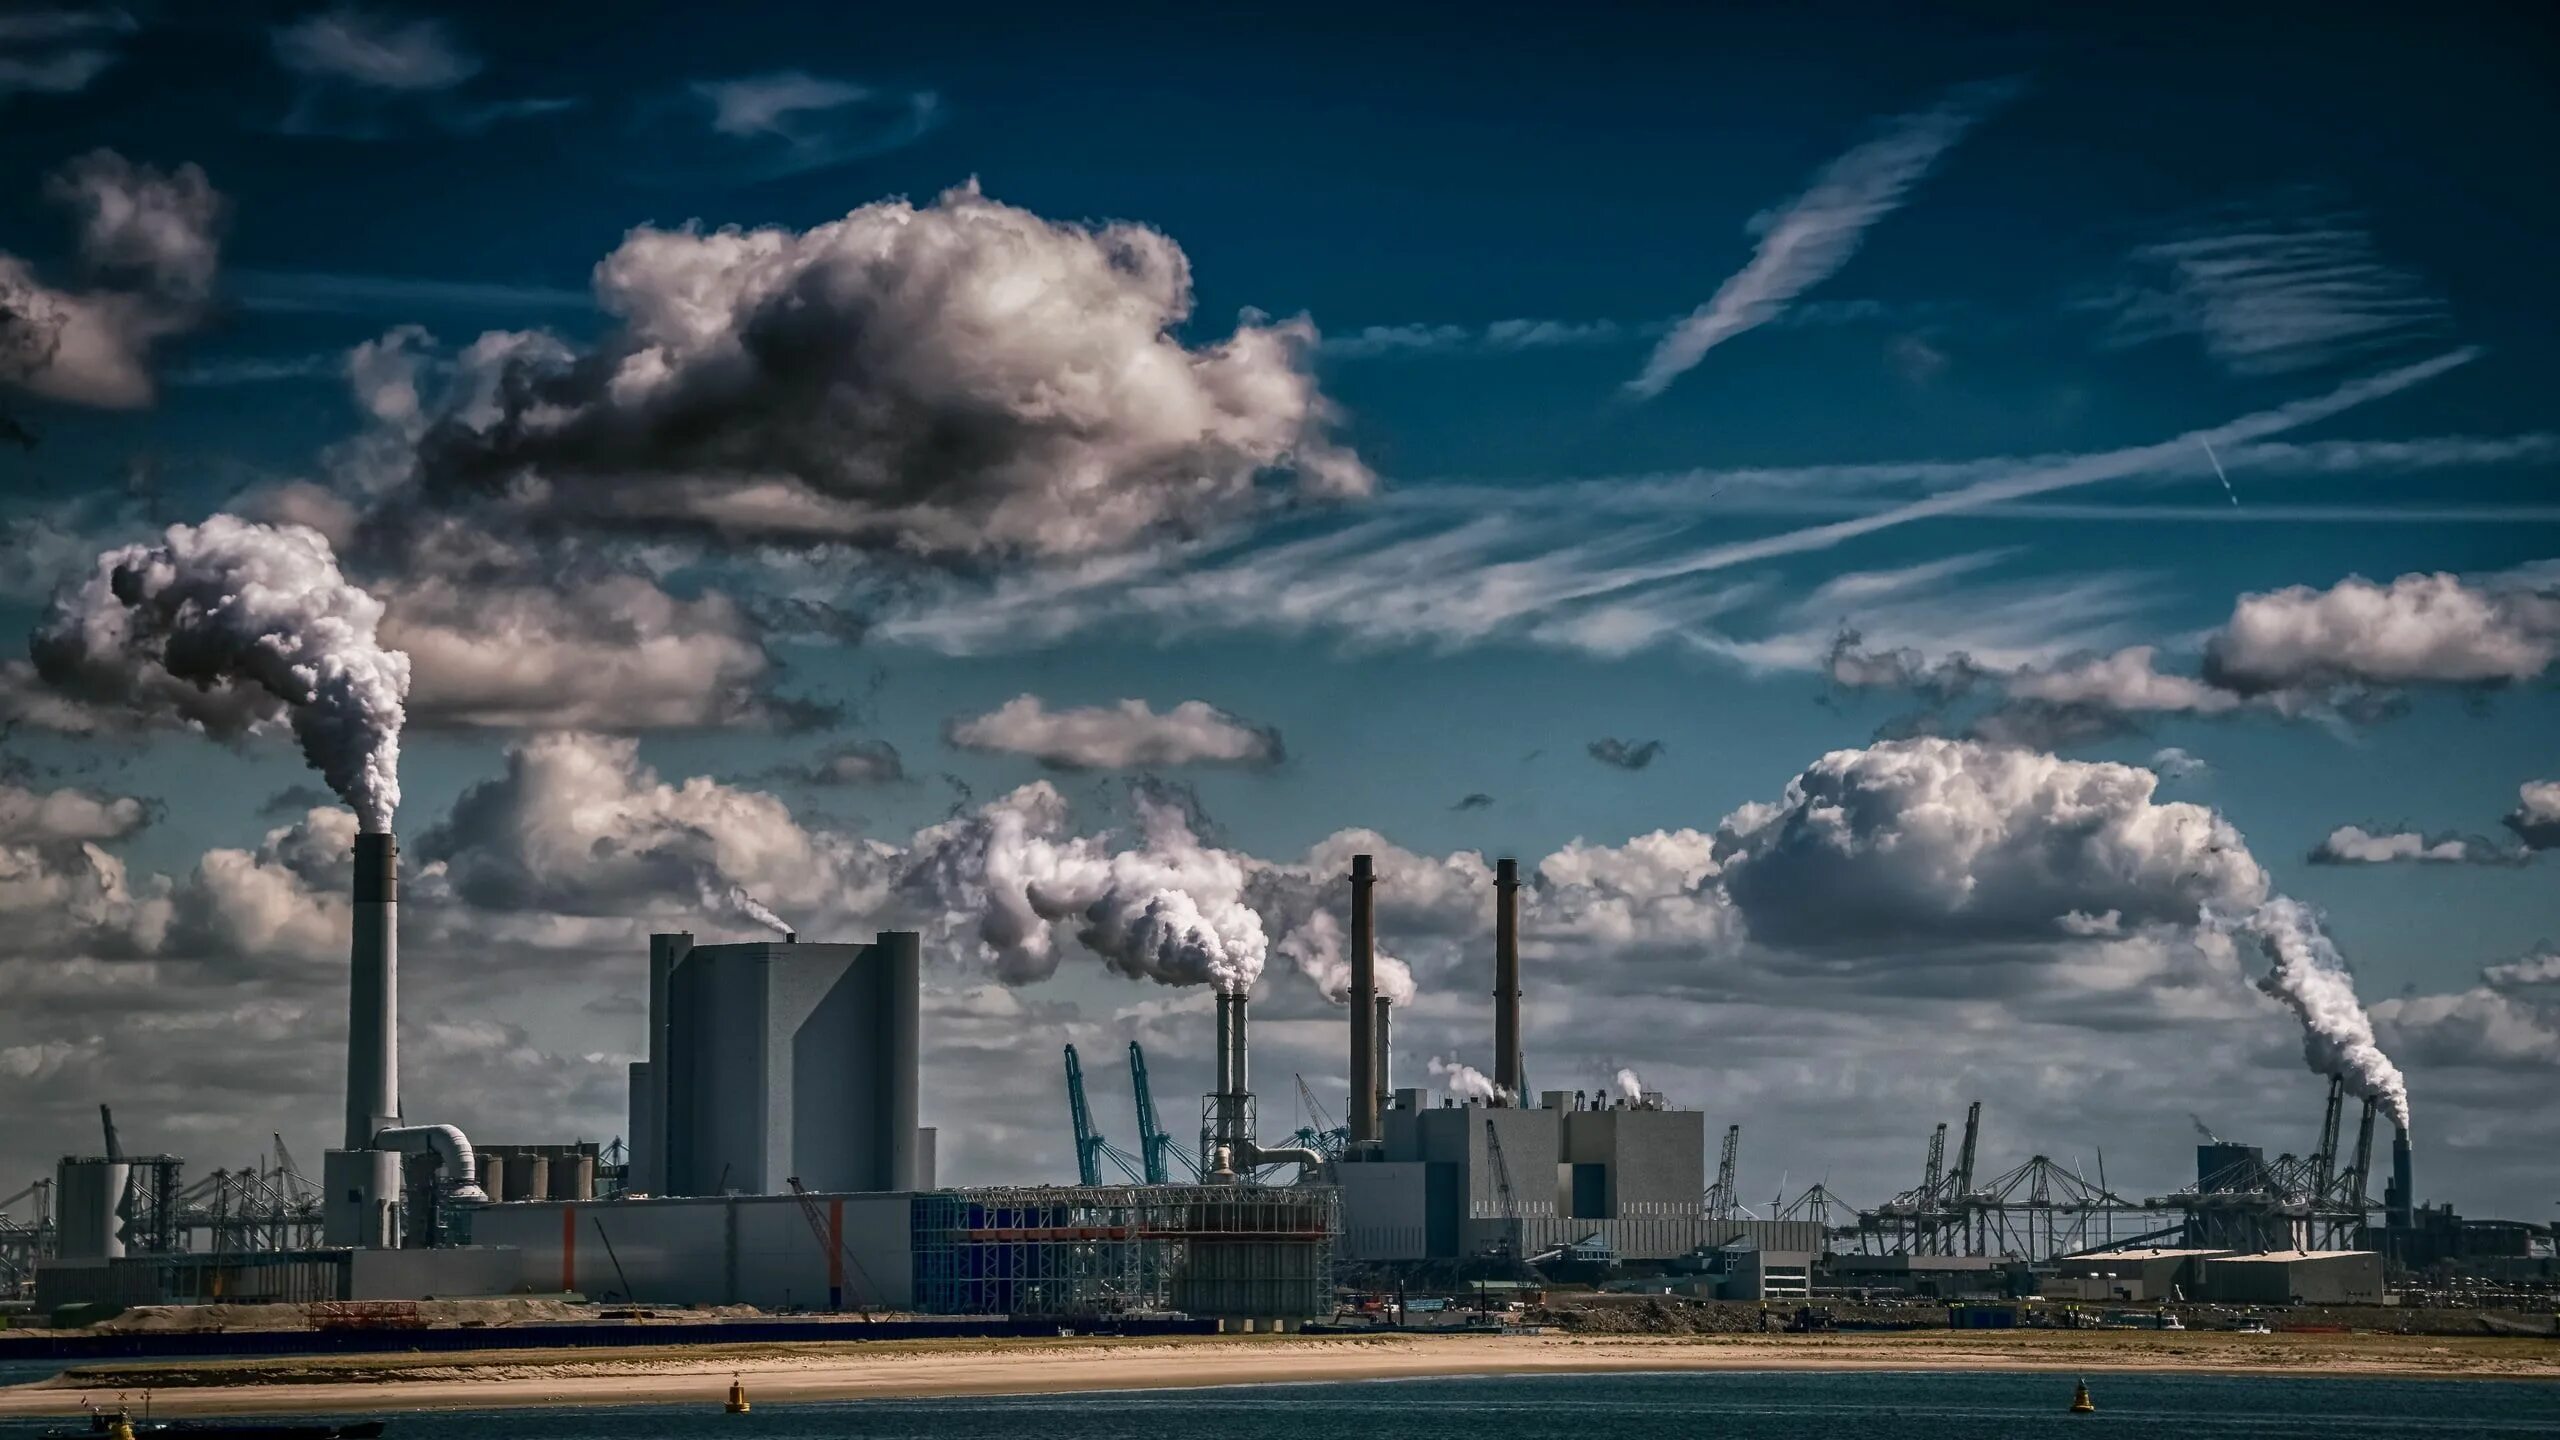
xmin=1494 ymin=856 xmax=1521 ymax=1102
xmin=1347 ymin=854 xmax=1377 ymax=1144
xmin=324 ymin=833 xmax=404 ymax=1246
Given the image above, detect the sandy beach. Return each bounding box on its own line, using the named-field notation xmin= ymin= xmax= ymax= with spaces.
xmin=2 ymin=1330 xmax=2555 ymax=1419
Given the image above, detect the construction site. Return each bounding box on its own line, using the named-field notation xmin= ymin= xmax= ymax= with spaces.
xmin=4 ymin=833 xmax=2551 ymax=1336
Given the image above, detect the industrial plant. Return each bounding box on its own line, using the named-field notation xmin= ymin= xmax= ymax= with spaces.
xmin=4 ymin=832 xmax=2551 ymax=1332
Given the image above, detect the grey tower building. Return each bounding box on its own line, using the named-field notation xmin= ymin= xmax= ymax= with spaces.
xmin=636 ymin=931 xmax=923 ymax=1197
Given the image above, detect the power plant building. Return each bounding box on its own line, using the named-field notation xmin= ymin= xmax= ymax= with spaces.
xmin=631 ymin=931 xmax=929 ymax=1197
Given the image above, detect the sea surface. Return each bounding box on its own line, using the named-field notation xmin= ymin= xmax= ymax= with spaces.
xmin=13 ymin=1371 xmax=2554 ymax=1438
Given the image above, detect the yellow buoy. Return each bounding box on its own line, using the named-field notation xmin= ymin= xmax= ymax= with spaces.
xmin=725 ymin=1374 xmax=752 ymax=1414
xmin=108 ymin=1409 xmax=135 ymax=1440
xmin=2070 ymin=1379 xmax=2096 ymax=1414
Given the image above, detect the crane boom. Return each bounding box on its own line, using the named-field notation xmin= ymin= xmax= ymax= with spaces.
xmin=1063 ymin=1045 xmax=1105 ymax=1187
xmin=783 ymin=1176 xmax=876 ymax=1318
xmin=1129 ymin=1041 xmax=1171 ymax=1185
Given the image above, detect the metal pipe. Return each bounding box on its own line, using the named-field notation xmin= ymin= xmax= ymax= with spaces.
xmin=1494 ymin=857 xmax=1521 ymax=1103
xmin=371 ymin=1123 xmax=487 ymax=1203
xmin=346 ymin=833 xmax=400 ymax=1150
xmin=1348 ymin=854 xmax=1377 ymax=1144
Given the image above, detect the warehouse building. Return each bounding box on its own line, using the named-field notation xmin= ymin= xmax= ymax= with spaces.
xmin=2042 ymin=1247 xmax=2225 ymax=1302
xmin=2197 ymin=1249 xmax=2385 ymax=1305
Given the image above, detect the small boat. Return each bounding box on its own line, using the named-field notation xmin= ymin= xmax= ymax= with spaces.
xmin=2069 ymin=1379 xmax=2096 ymax=1414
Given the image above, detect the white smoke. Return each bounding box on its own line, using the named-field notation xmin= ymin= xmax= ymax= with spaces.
xmin=31 ymin=517 xmax=409 ymax=832
xmin=1270 ymin=908 xmax=1419 ymax=1007
xmin=1614 ymin=1067 xmax=1644 ymax=1103
xmin=2247 ymin=895 xmax=2412 ymax=1133
xmin=901 ymin=781 xmax=1267 ymax=992
xmin=1429 ymin=1055 xmax=1499 ymax=1103
xmin=721 ymin=883 xmax=792 ymax=938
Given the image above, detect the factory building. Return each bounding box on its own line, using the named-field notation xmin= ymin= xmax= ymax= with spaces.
xmin=2197 ymin=1249 xmax=2386 ymax=1305
xmin=630 ymin=931 xmax=931 ymax=1197
xmin=1335 ymin=855 xmax=1713 ymax=1266
xmin=2042 ymin=1247 xmax=2224 ymax=1303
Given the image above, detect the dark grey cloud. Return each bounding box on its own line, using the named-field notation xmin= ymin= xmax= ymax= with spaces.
xmin=755 ymin=739 xmax=906 ymax=787
xmin=1451 ymin=792 xmax=1493 ymax=811
xmin=1586 ymin=737 xmax=1665 ymax=771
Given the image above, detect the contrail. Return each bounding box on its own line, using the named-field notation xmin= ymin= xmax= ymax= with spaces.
xmin=2201 ymin=438 xmax=2240 ymax=507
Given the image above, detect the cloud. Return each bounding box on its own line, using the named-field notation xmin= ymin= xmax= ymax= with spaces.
xmin=0 ymin=778 xmax=152 ymax=843
xmin=0 ymin=149 xmax=224 ymax=408
xmin=755 ymin=740 xmax=906 ymax=787
xmin=1717 ymin=737 xmax=2266 ymax=955
xmin=2504 ymin=780 xmax=2560 ymax=852
xmin=416 ymin=732 xmax=894 ymax=926
xmin=1451 ymin=792 xmax=1493 ymax=811
xmin=2202 ymin=570 xmax=2560 ymax=694
xmin=2308 ymin=826 xmax=2516 ymax=867
xmin=383 ymin=569 xmax=818 ymax=732
xmin=2084 ymin=195 xmax=2447 ymax=376
xmin=2374 ymin=983 xmax=2560 ymax=1073
xmin=0 ymin=7 xmax=134 ymax=100
xmin=272 ymin=8 xmax=479 ymax=91
xmin=679 ymin=72 xmax=940 ymax=179
xmin=1829 ymin=564 xmax=2560 ymax=743
xmin=1626 ymin=78 xmax=2014 ymax=398
xmin=1321 ymin=317 xmax=1632 ymax=359
xmin=408 ymin=182 xmax=1368 ymax=563
xmin=1586 ymin=737 xmax=1665 ymax=771
xmin=2148 ymin=747 xmax=2207 ymax=781
xmin=270 ymin=8 xmax=570 ymax=137
xmin=946 ymin=696 xmax=1282 ymax=771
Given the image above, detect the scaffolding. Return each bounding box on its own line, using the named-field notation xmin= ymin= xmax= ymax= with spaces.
xmin=912 ymin=1184 xmax=1337 ymax=1321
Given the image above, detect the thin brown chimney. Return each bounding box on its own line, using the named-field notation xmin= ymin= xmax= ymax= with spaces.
xmin=1494 ymin=857 xmax=1521 ymax=1102
xmin=1348 ymin=854 xmax=1378 ymax=1144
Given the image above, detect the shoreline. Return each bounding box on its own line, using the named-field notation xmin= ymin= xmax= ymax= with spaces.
xmin=3 ymin=1332 xmax=2557 ymax=1418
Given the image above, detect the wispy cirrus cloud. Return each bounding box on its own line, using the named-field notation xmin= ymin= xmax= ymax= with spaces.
xmin=1626 ymin=78 xmax=2017 ymax=399
xmin=678 ymin=71 xmax=941 ymax=180
xmin=269 ymin=8 xmax=573 ymax=137
xmin=869 ymin=350 xmax=2486 ymax=666
xmin=0 ymin=6 xmax=135 ymax=100
xmin=2081 ymin=193 xmax=2448 ymax=376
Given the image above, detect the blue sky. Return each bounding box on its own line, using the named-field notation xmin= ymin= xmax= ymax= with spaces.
xmin=1 ymin=2 xmax=2555 ymax=1221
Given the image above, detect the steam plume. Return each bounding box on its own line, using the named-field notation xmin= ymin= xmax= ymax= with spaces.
xmin=1272 ymin=908 xmax=1419 ymax=1007
xmin=1614 ymin=1067 xmax=1644 ymax=1102
xmin=722 ymin=883 xmax=792 ymax=937
xmin=1429 ymin=1055 xmax=1499 ymax=1103
xmin=33 ymin=517 xmax=408 ymax=831
xmin=2247 ymin=896 xmax=2412 ymax=1132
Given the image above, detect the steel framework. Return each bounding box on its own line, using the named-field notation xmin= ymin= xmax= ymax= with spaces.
xmin=911 ymin=1183 xmax=1337 ymax=1319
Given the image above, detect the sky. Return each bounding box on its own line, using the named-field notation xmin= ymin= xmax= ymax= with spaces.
xmin=1 ymin=1 xmax=2555 ymax=1226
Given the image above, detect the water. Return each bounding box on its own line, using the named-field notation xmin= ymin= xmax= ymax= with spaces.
xmin=13 ymin=1371 xmax=2549 ymax=1438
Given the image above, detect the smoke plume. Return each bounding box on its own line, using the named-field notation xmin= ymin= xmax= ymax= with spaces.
xmin=1270 ymin=908 xmax=1419 ymax=1007
xmin=1429 ymin=1055 xmax=1499 ymax=1103
xmin=721 ymin=883 xmax=792 ymax=937
xmin=32 ymin=517 xmax=409 ymax=832
xmin=1614 ymin=1067 xmax=1644 ymax=1102
xmin=2246 ymin=896 xmax=2412 ymax=1132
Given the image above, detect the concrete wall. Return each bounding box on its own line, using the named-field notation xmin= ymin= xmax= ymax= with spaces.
xmin=470 ymin=1193 xmax=915 ymax=1310
xmin=1337 ymin=1162 xmax=1429 ymax=1262
xmin=348 ymin=1246 xmax=525 ymax=1301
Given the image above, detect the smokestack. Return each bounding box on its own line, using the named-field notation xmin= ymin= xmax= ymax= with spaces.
xmin=2388 ymin=1125 xmax=2414 ymax=1230
xmin=1373 ymin=996 xmax=1393 ymax=1115
xmin=1348 ymin=854 xmax=1377 ymax=1144
xmin=346 ymin=832 xmax=399 ymax=1149
xmin=1494 ymin=856 xmax=1521 ymax=1103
